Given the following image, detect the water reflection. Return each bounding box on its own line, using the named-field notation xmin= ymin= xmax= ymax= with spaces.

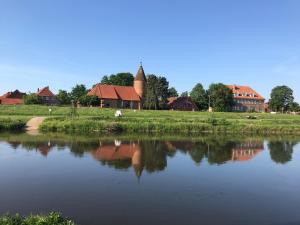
xmin=2 ymin=134 xmax=299 ymax=178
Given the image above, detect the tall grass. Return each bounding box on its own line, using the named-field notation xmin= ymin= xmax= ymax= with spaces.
xmin=0 ymin=212 xmax=76 ymax=225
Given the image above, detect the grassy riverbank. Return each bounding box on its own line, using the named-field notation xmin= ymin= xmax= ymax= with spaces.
xmin=0 ymin=117 xmax=27 ymax=131
xmin=0 ymin=212 xmax=75 ymax=225
xmin=1 ymin=105 xmax=300 ymax=134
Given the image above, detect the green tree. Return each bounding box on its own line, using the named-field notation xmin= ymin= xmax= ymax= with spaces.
xmin=207 ymin=83 xmax=234 ymax=112
xmin=290 ymin=102 xmax=300 ymax=112
xmin=144 ymin=74 xmax=169 ymax=110
xmin=56 ymin=90 xmax=71 ymax=105
xmin=100 ymin=73 xmax=134 ymax=86
xmin=269 ymin=85 xmax=294 ymax=112
xmin=167 ymin=87 xmax=178 ymax=97
xmin=23 ymin=93 xmax=41 ymax=105
xmin=79 ymin=95 xmax=100 ymax=106
xmin=180 ymin=91 xmax=189 ymax=97
xmin=70 ymin=84 xmax=87 ymax=102
xmin=190 ymin=83 xmax=208 ymax=110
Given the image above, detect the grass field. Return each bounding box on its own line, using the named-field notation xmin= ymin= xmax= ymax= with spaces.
xmin=1 ymin=105 xmax=300 ymax=134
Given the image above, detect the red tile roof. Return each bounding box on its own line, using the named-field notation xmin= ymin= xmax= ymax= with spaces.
xmin=87 ymin=84 xmax=140 ymax=101
xmin=227 ymin=85 xmax=265 ymax=100
xmin=37 ymin=87 xmax=55 ymax=97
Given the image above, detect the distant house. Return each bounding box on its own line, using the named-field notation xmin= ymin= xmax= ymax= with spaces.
xmin=87 ymin=65 xmax=146 ymax=110
xmin=37 ymin=86 xmax=58 ymax=105
xmin=227 ymin=85 xmax=265 ymax=112
xmin=167 ymin=97 xmax=198 ymax=111
xmin=0 ymin=90 xmax=26 ymax=105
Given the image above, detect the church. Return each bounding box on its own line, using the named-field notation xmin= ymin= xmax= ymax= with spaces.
xmin=87 ymin=64 xmax=146 ymax=110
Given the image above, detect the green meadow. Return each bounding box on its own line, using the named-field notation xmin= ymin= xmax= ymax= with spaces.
xmin=0 ymin=105 xmax=300 ymax=134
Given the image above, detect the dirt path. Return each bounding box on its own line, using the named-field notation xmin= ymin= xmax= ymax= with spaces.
xmin=26 ymin=117 xmax=46 ymax=131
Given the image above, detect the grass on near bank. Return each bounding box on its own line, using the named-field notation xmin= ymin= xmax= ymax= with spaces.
xmin=1 ymin=105 xmax=300 ymax=134
xmin=0 ymin=212 xmax=75 ymax=225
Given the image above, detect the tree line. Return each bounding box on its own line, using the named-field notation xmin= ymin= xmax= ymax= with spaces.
xmin=24 ymin=72 xmax=300 ymax=112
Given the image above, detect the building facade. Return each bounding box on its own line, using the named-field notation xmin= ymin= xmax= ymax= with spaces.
xmin=227 ymin=85 xmax=265 ymax=112
xmin=37 ymin=86 xmax=58 ymax=105
xmin=87 ymin=65 xmax=146 ymax=110
xmin=167 ymin=97 xmax=199 ymax=111
xmin=0 ymin=90 xmax=25 ymax=105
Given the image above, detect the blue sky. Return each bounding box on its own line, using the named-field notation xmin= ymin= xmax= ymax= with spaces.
xmin=1 ymin=0 xmax=300 ymax=101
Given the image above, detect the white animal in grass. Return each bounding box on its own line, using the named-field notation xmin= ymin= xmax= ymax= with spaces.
xmin=115 ymin=110 xmax=123 ymax=117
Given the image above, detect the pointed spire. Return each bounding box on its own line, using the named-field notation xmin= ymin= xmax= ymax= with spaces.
xmin=134 ymin=63 xmax=146 ymax=81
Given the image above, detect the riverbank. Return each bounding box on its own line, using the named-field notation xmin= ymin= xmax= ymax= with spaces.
xmin=0 ymin=117 xmax=27 ymax=131
xmin=0 ymin=212 xmax=75 ymax=225
xmin=1 ymin=105 xmax=300 ymax=134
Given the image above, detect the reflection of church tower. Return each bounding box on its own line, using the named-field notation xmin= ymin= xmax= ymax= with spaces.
xmin=131 ymin=144 xmax=143 ymax=179
xmin=134 ymin=63 xmax=147 ymax=100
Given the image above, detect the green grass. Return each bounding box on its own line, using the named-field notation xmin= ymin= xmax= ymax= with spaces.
xmin=0 ymin=212 xmax=75 ymax=225
xmin=1 ymin=105 xmax=300 ymax=134
xmin=0 ymin=117 xmax=27 ymax=131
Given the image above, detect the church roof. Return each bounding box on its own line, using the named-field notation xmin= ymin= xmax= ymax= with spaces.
xmin=134 ymin=65 xmax=146 ymax=81
xmin=87 ymin=84 xmax=141 ymax=101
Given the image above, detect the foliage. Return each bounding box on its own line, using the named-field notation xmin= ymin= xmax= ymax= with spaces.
xmin=0 ymin=212 xmax=76 ymax=225
xmin=101 ymin=73 xmax=134 ymax=86
xmin=207 ymin=83 xmax=234 ymax=112
xmin=144 ymin=74 xmax=169 ymax=110
xmin=23 ymin=93 xmax=41 ymax=105
xmin=180 ymin=91 xmax=189 ymax=97
xmin=268 ymin=141 xmax=296 ymax=164
xmin=190 ymin=83 xmax=208 ymax=110
xmin=70 ymin=84 xmax=87 ymax=102
xmin=79 ymin=95 xmax=100 ymax=107
xmin=0 ymin=118 xmax=26 ymax=131
xmin=290 ymin=102 xmax=300 ymax=112
xmin=269 ymin=85 xmax=294 ymax=112
xmin=56 ymin=90 xmax=71 ymax=105
xmin=167 ymin=87 xmax=178 ymax=97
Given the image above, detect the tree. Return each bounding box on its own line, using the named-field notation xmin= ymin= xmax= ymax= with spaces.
xmin=180 ymin=91 xmax=189 ymax=97
xmin=269 ymin=86 xmax=294 ymax=112
xmin=207 ymin=83 xmax=234 ymax=112
xmin=190 ymin=83 xmax=208 ymax=110
xmin=56 ymin=90 xmax=71 ymax=105
xmin=70 ymin=84 xmax=87 ymax=102
xmin=144 ymin=74 xmax=169 ymax=110
xmin=290 ymin=102 xmax=300 ymax=112
xmin=167 ymin=87 xmax=178 ymax=97
xmin=23 ymin=93 xmax=41 ymax=105
xmin=79 ymin=95 xmax=100 ymax=106
xmin=268 ymin=141 xmax=296 ymax=164
xmin=100 ymin=73 xmax=134 ymax=86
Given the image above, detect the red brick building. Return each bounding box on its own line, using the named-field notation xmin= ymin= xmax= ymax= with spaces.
xmin=87 ymin=65 xmax=146 ymax=110
xmin=227 ymin=85 xmax=265 ymax=112
xmin=0 ymin=90 xmax=26 ymax=105
xmin=167 ymin=97 xmax=198 ymax=111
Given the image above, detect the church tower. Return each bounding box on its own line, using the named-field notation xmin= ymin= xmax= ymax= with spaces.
xmin=134 ymin=63 xmax=146 ymax=99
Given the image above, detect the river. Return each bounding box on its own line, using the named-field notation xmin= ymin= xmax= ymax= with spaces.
xmin=0 ymin=133 xmax=300 ymax=225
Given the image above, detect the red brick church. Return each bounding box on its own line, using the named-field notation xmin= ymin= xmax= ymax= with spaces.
xmin=87 ymin=65 xmax=146 ymax=110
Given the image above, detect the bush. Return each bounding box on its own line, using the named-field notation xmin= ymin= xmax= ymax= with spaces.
xmin=0 ymin=212 xmax=76 ymax=225
xmin=24 ymin=94 xmax=41 ymax=105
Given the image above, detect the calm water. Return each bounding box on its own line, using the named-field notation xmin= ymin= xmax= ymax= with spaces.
xmin=0 ymin=133 xmax=300 ymax=225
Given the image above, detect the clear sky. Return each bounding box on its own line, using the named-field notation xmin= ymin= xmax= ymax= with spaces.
xmin=1 ymin=0 xmax=299 ymax=101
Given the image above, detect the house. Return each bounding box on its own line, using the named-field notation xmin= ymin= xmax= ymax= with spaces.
xmin=167 ymin=97 xmax=198 ymax=111
xmin=87 ymin=64 xmax=146 ymax=110
xmin=231 ymin=141 xmax=263 ymax=162
xmin=227 ymin=85 xmax=265 ymax=112
xmin=37 ymin=86 xmax=58 ymax=105
xmin=0 ymin=90 xmax=26 ymax=105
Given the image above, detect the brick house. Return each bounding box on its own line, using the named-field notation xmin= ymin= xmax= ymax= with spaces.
xmin=167 ymin=97 xmax=198 ymax=111
xmin=0 ymin=90 xmax=26 ymax=105
xmin=87 ymin=65 xmax=146 ymax=110
xmin=37 ymin=86 xmax=58 ymax=105
xmin=227 ymin=85 xmax=265 ymax=112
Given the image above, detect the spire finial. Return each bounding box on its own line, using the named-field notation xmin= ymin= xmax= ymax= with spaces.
xmin=140 ymin=61 xmax=142 ymax=67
